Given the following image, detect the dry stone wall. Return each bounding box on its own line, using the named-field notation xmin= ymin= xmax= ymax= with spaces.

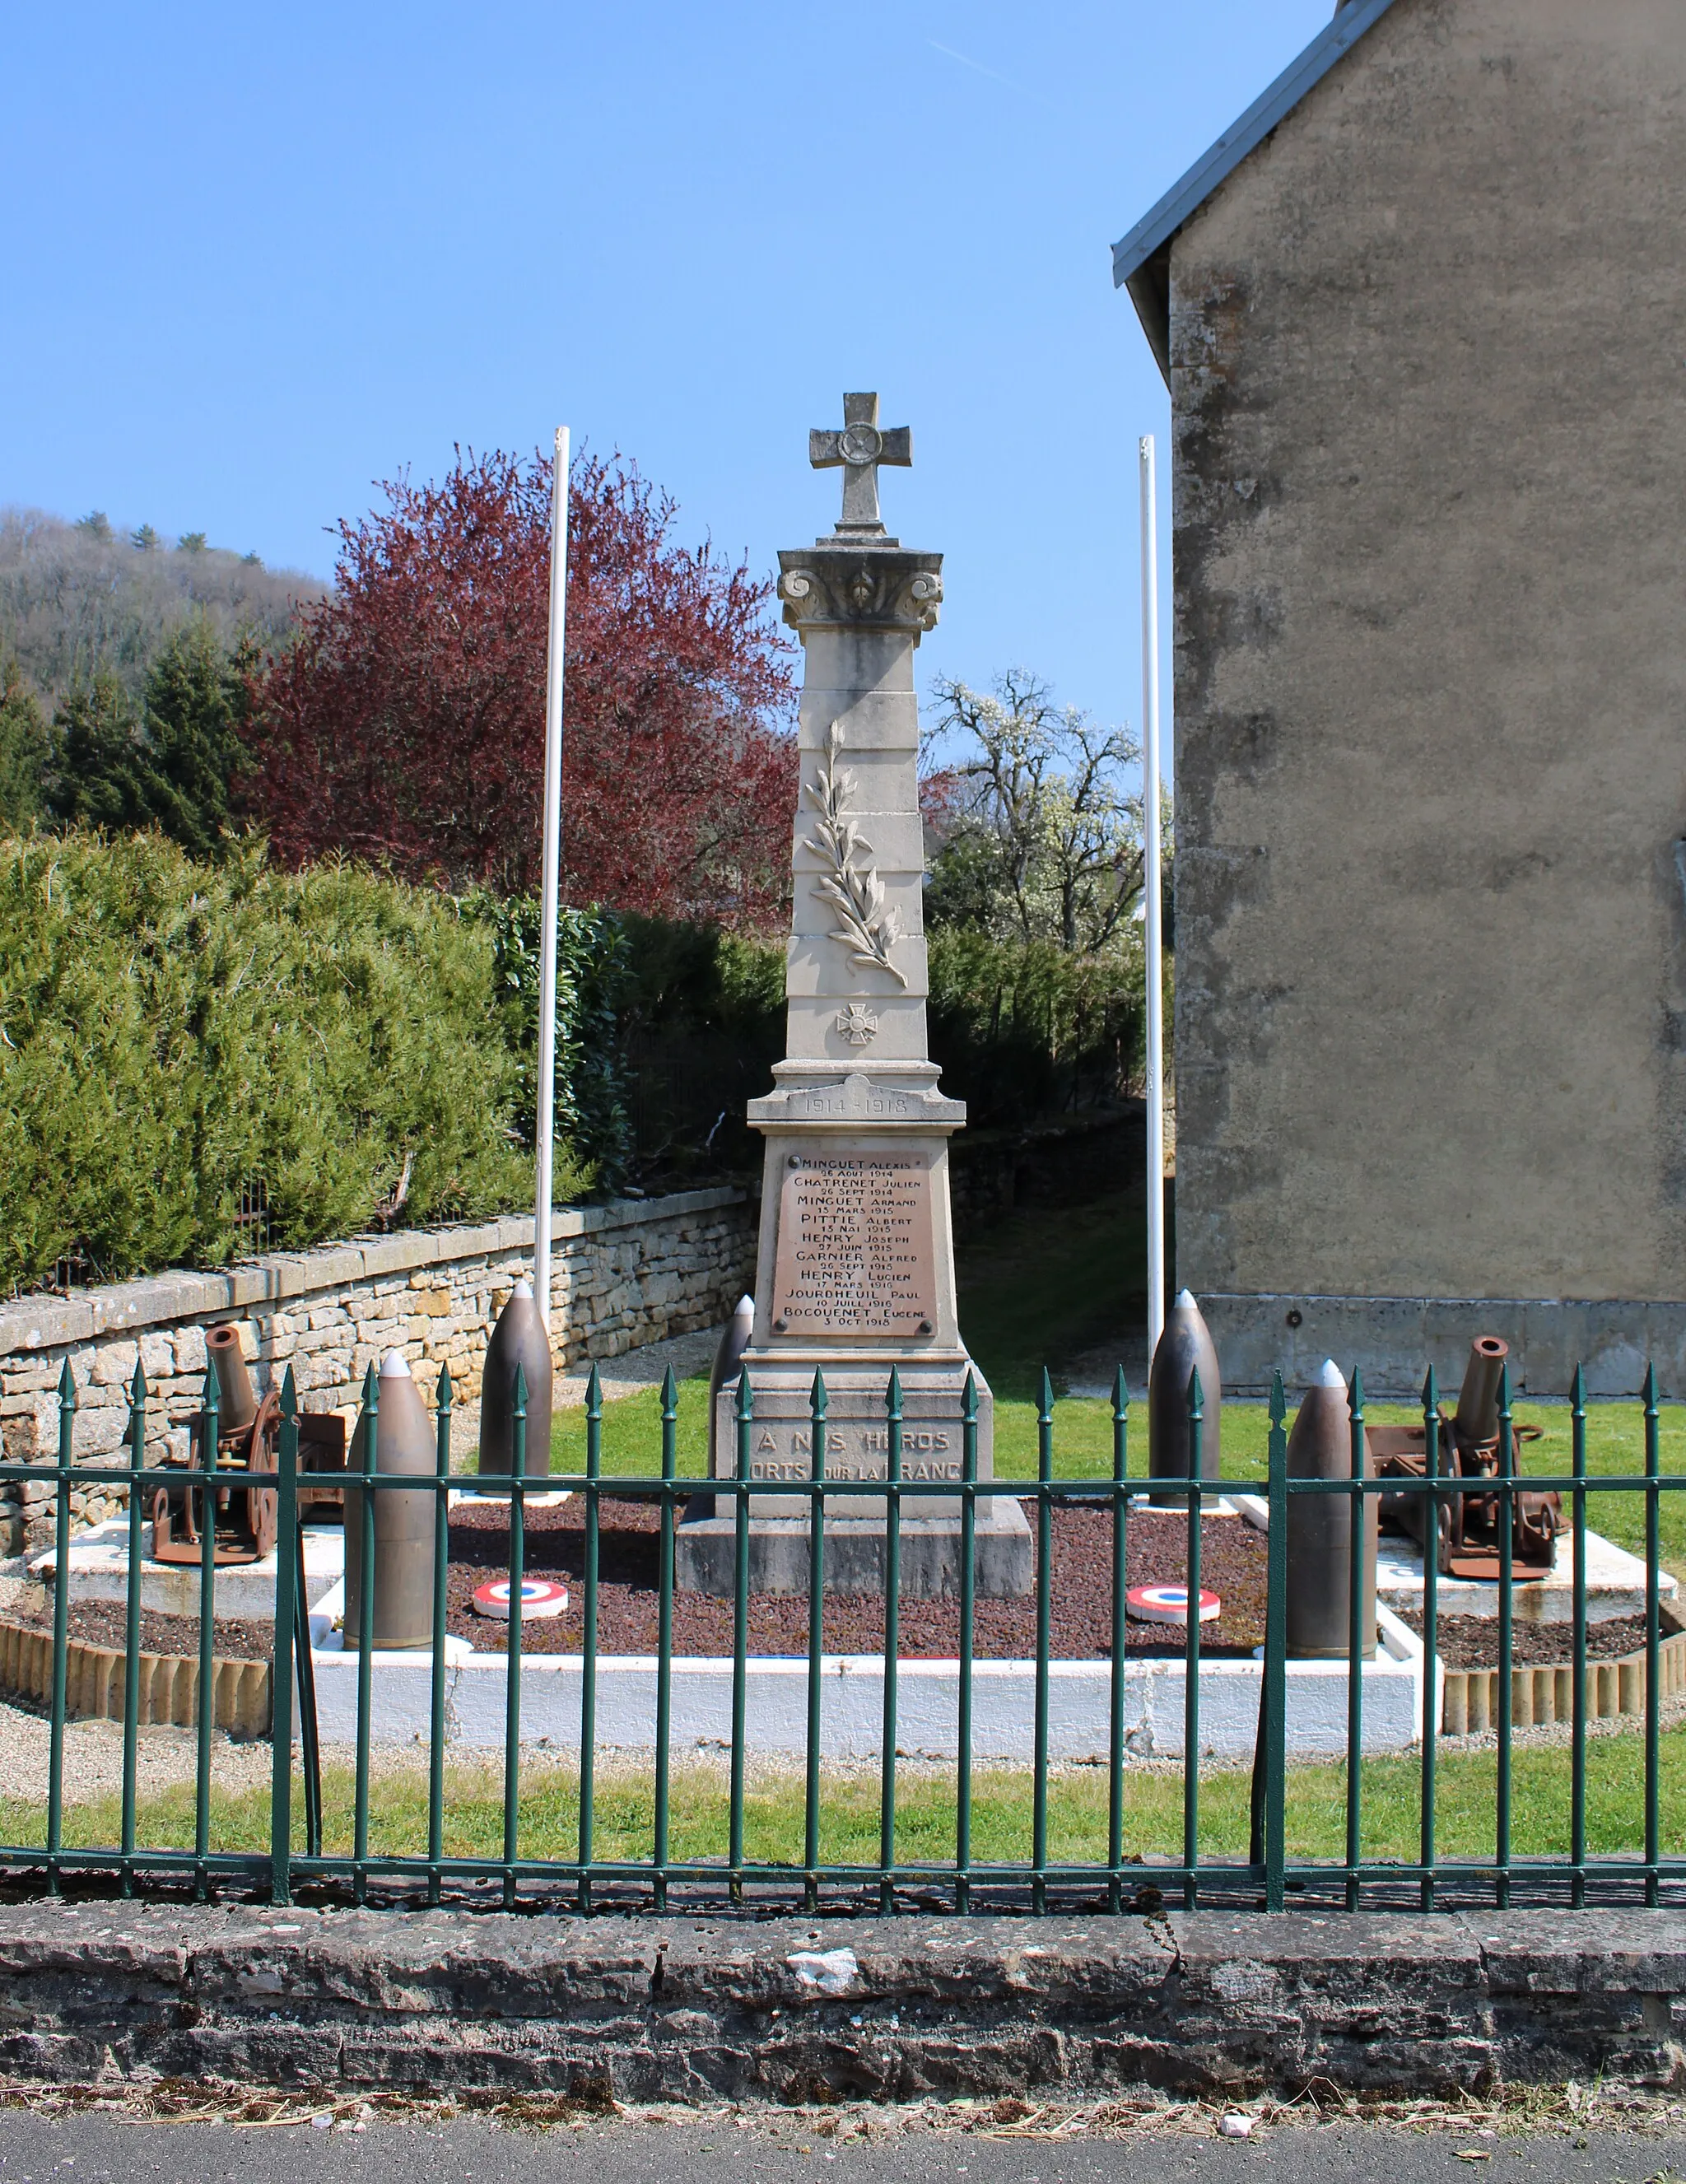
xmin=0 ymin=1187 xmax=755 ymax=1548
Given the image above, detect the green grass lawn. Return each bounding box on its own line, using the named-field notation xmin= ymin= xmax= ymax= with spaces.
xmin=7 ymin=1732 xmax=1683 ymax=1867
xmin=543 ymin=1176 xmax=1686 ymax=1580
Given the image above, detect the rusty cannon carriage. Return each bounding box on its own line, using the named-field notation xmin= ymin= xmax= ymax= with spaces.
xmin=149 ymin=1324 xmax=347 ymax=1567
xmin=1367 ymin=1334 xmax=1560 ymax=1581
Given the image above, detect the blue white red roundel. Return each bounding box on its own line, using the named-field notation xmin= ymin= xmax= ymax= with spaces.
xmin=472 ymin=1577 xmax=570 ymax=1621
xmin=1125 ymin=1583 xmax=1220 ymax=1627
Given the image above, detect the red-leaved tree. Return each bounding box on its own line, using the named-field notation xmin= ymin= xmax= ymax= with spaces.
xmin=242 ymin=449 xmax=797 ymax=922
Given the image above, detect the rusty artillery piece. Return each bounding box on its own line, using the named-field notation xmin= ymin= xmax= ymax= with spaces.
xmin=149 ymin=1324 xmax=347 ymax=1567
xmin=1368 ymin=1334 xmax=1559 ymax=1581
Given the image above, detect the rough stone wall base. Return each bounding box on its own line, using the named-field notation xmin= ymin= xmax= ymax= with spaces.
xmin=0 ymin=1905 xmax=1682 ymax=2099
xmin=1200 ymin=1293 xmax=1686 ymax=1401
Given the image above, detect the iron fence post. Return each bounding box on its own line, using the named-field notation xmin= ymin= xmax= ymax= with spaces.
xmin=503 ymin=1363 xmax=527 ymax=1910
xmin=353 ymin=1362 xmax=379 ymax=1904
xmin=1419 ymin=1367 xmax=1438 ymax=1912
xmin=1646 ymin=1360 xmax=1662 ymax=1906
xmin=429 ymin=1364 xmax=452 ymax=1906
xmin=956 ymin=1371 xmax=977 ymax=1915
xmin=1109 ymin=1366 xmax=1129 ymax=1912
xmin=269 ymin=1367 xmax=299 ymax=1906
xmin=1495 ymin=1362 xmax=1514 ymax=1908
xmin=804 ymin=1370 xmax=827 ymax=1911
xmin=579 ymin=1362 xmax=600 ymax=1912
xmin=654 ymin=1363 xmax=678 ymax=1908
xmin=1345 ymin=1365 xmax=1365 ymax=1912
xmin=120 ymin=1358 xmax=147 ymax=1895
xmin=1032 ymin=1367 xmax=1054 ymax=1916
xmin=1264 ymin=1371 xmax=1288 ymax=1911
xmin=1183 ymin=1366 xmax=1204 ymax=1909
xmin=46 ymin=1362 xmax=74 ymax=1891
xmin=194 ymin=1363 xmax=221 ymax=1899
xmin=729 ymin=1371 xmax=752 ymax=1900
xmin=879 ymin=1366 xmax=902 ymax=1915
xmin=1570 ymin=1362 xmax=1588 ymax=1908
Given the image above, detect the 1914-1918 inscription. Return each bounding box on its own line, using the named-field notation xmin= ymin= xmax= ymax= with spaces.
xmin=771 ymin=1148 xmax=938 ymax=1336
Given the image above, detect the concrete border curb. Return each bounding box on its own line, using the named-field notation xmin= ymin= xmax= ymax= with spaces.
xmin=0 ymin=1905 xmax=1682 ymax=2100
xmin=0 ymin=1618 xmax=269 ymax=1735
xmin=1442 ymin=1626 xmax=1686 ymax=1734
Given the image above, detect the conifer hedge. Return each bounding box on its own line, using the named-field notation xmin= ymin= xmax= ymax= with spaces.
xmin=0 ymin=834 xmax=575 ymax=1295
xmin=0 ymin=833 xmax=1148 ymax=1298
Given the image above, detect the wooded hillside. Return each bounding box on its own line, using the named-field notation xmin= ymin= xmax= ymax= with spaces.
xmin=0 ymin=508 xmax=319 ymax=704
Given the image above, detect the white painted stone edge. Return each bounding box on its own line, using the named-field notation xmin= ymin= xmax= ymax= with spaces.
xmin=301 ymin=1586 xmax=1430 ymax=1761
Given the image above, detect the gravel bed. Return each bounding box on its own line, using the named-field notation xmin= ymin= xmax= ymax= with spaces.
xmin=0 ymin=1511 xmax=1269 ymax=1667
xmin=444 ymin=1502 xmax=1267 ymax=1660
xmin=1395 ymin=1607 xmax=1656 ymax=1670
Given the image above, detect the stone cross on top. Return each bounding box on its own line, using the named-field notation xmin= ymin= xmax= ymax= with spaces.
xmin=810 ymin=392 xmax=911 ymax=538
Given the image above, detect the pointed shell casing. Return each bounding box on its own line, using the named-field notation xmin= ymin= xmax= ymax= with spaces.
xmin=707 ymin=1297 xmax=756 ymax=1474
xmin=1148 ymin=1295 xmax=1223 ymax=1483
xmin=1284 ymin=1380 xmax=1378 ymax=1661
xmin=344 ymin=1364 xmax=439 ymax=1651
xmin=478 ymin=1285 xmax=554 ymax=1479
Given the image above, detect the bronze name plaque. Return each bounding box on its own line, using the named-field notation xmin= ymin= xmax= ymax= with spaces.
xmin=771 ymin=1148 xmax=938 ymax=1336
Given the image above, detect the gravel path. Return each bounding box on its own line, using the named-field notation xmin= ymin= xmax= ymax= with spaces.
xmin=553 ymin=1323 xmax=722 ymax=1409
xmin=0 ymin=1696 xmax=273 ymax=1803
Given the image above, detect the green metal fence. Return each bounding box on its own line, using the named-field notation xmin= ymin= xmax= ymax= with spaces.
xmin=0 ymin=1357 xmax=1680 ymax=1912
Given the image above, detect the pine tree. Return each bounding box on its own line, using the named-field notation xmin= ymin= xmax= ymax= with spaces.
xmin=0 ymin=659 xmax=49 ymax=825
xmin=44 ymin=620 xmax=249 ymax=858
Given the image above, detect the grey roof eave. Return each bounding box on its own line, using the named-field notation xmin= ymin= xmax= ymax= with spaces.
xmin=1110 ymin=0 xmax=1404 ymax=383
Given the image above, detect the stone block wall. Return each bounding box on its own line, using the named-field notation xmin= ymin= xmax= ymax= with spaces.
xmin=0 ymin=1186 xmax=756 ymax=1546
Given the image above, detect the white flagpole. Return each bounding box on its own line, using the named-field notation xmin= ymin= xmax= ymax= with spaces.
xmin=533 ymin=426 xmax=571 ymax=1330
xmin=1139 ymin=434 xmax=1167 ymax=1367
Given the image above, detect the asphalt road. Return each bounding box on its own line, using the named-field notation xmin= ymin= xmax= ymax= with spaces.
xmin=0 ymin=2113 xmax=1681 ymax=2184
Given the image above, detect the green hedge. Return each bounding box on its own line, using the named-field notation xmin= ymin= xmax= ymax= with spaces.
xmin=0 ymin=833 xmax=1148 ymax=1295
xmin=469 ymin=892 xmax=633 ymax=1186
xmin=478 ymin=910 xmax=1144 ymax=1162
xmin=926 ymin=928 xmax=1146 ymax=1126
xmin=0 ymin=833 xmax=581 ymax=1294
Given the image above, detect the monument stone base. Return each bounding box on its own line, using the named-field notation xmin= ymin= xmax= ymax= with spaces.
xmin=674 ymin=1508 xmax=1032 ymax=1599
xmin=676 ymin=1360 xmax=1033 ymax=1597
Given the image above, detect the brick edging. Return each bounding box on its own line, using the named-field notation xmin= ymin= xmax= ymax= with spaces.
xmin=1441 ymin=1624 xmax=1686 ymax=1733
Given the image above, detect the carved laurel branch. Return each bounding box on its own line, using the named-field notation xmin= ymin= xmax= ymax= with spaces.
xmin=802 ymin=723 xmax=909 ymax=989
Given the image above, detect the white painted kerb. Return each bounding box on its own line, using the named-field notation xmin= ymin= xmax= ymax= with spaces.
xmin=302 ymin=1600 xmax=1429 ymax=1762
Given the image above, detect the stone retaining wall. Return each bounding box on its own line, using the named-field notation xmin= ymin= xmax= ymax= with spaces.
xmin=0 ymin=1188 xmax=756 ymax=1548
xmin=0 ymin=1905 xmax=1682 ymax=2097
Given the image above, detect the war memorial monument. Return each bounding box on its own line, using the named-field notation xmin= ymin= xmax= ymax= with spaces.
xmin=677 ymin=396 xmax=1032 ymax=1595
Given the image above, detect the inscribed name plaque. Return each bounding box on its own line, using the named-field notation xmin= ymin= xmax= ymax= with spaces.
xmin=770 ymin=1148 xmax=938 ymax=1338
xmin=709 ymin=1372 xmax=999 ymax=1529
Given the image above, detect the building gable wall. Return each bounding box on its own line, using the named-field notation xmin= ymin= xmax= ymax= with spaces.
xmin=1170 ymin=0 xmax=1686 ymax=1329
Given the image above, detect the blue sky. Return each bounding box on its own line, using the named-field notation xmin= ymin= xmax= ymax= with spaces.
xmin=5 ymin=1 xmax=1334 ymax=737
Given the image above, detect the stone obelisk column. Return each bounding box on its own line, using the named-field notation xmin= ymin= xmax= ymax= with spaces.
xmin=677 ymin=393 xmax=1030 ymax=1597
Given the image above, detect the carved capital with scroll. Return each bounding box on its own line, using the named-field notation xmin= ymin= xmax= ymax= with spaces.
xmin=777 ymin=547 xmax=944 ymax=636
